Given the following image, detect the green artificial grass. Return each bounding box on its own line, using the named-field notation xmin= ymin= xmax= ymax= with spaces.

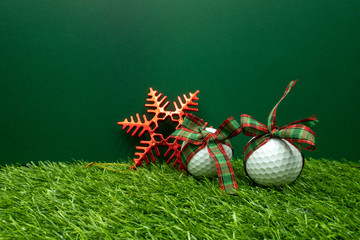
xmin=1 ymin=159 xmax=359 ymax=239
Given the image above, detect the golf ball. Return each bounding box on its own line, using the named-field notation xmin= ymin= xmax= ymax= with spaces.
xmin=245 ymin=138 xmax=304 ymax=186
xmin=182 ymin=127 xmax=233 ymax=177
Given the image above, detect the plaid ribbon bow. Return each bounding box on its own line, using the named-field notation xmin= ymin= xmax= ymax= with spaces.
xmin=171 ymin=114 xmax=242 ymax=193
xmin=241 ymin=80 xmax=317 ymax=161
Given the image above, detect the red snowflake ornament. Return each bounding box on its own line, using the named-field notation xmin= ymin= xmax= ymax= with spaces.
xmin=118 ymin=88 xmax=200 ymax=169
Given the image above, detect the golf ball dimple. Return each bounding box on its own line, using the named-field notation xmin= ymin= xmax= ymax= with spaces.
xmin=182 ymin=127 xmax=233 ymax=177
xmin=245 ymin=138 xmax=303 ymax=186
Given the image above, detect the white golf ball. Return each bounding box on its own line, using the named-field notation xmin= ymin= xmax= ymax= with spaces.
xmin=245 ymin=138 xmax=304 ymax=186
xmin=182 ymin=127 xmax=233 ymax=177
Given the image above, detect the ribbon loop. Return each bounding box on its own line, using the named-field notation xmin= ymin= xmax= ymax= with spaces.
xmin=267 ymin=80 xmax=298 ymax=131
xmin=171 ymin=113 xmax=242 ymax=193
xmin=240 ymin=114 xmax=268 ymax=137
xmin=274 ymin=123 xmax=316 ymax=151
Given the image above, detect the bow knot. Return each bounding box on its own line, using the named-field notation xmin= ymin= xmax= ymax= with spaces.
xmin=270 ymin=128 xmax=278 ymax=137
xmin=241 ymin=80 xmax=317 ymax=161
xmin=171 ymin=113 xmax=242 ymax=193
xmin=200 ymin=130 xmax=211 ymax=141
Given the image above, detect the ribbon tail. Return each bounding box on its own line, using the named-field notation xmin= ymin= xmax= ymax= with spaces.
xmin=301 ymin=118 xmax=318 ymax=129
xmin=207 ymin=139 xmax=238 ymax=193
xmin=281 ymin=115 xmax=318 ymax=129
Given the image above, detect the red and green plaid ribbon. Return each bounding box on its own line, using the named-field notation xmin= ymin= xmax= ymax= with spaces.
xmin=241 ymin=80 xmax=317 ymax=161
xmin=171 ymin=114 xmax=242 ymax=193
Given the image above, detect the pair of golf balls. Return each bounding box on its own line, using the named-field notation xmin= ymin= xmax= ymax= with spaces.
xmin=182 ymin=128 xmax=304 ymax=186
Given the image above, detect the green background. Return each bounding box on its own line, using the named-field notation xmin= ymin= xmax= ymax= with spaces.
xmin=1 ymin=0 xmax=359 ymax=165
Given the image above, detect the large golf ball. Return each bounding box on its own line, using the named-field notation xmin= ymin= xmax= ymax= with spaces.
xmin=182 ymin=127 xmax=233 ymax=177
xmin=245 ymin=138 xmax=304 ymax=186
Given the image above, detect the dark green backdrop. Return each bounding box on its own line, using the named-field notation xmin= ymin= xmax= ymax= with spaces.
xmin=1 ymin=0 xmax=359 ymax=165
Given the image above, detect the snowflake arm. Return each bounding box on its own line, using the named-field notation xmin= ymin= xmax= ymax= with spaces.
xmin=117 ymin=113 xmax=153 ymax=137
xmin=173 ymin=90 xmax=200 ymax=117
xmin=133 ymin=140 xmax=160 ymax=166
xmin=145 ymin=88 xmax=170 ymax=118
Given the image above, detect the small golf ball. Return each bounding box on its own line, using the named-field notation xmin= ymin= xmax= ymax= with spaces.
xmin=245 ymin=138 xmax=303 ymax=186
xmin=182 ymin=127 xmax=233 ymax=177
